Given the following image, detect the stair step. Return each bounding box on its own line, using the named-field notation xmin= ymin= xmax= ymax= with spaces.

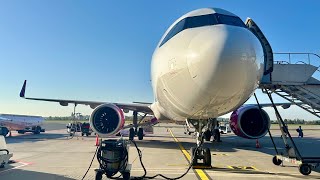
xmin=307 ymin=97 xmax=316 ymax=100
xmin=290 ymin=88 xmax=300 ymax=91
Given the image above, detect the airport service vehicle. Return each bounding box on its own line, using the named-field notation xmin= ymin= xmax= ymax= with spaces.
xmin=219 ymin=124 xmax=231 ymax=134
xmin=80 ymin=122 xmax=92 ymax=136
xmin=66 ymin=122 xmax=81 ymax=134
xmin=20 ymin=8 xmax=296 ymax=167
xmin=0 ymin=114 xmax=45 ymax=136
xmin=67 ymin=122 xmax=93 ymax=136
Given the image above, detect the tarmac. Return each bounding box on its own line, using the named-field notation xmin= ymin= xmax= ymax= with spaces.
xmin=1 ymin=122 xmax=320 ymax=180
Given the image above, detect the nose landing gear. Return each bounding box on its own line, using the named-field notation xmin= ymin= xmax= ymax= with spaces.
xmin=187 ymin=119 xmax=212 ymax=168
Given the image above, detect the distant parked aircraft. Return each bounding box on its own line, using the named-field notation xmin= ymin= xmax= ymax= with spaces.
xmin=0 ymin=114 xmax=45 ymax=136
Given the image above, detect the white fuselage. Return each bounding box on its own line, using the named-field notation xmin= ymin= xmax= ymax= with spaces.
xmin=0 ymin=114 xmax=44 ymax=130
xmin=150 ymin=8 xmax=264 ymax=121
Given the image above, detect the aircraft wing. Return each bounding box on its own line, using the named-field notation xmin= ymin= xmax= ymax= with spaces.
xmin=123 ymin=118 xmax=159 ymax=129
xmin=19 ymin=80 xmax=153 ymax=114
xmin=0 ymin=116 xmax=10 ymax=121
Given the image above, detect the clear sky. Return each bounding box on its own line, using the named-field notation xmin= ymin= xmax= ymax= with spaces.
xmin=0 ymin=1 xmax=320 ymax=120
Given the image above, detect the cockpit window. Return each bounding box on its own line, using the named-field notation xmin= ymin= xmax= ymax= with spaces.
xmin=160 ymin=19 xmax=186 ymax=48
xmin=216 ymin=14 xmax=246 ymax=27
xmin=184 ymin=14 xmax=218 ymax=30
xmin=159 ymin=13 xmax=246 ymax=47
xmin=159 ymin=14 xmax=217 ymax=47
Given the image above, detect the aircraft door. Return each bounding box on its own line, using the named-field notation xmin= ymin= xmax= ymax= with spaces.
xmin=245 ymin=18 xmax=273 ymax=78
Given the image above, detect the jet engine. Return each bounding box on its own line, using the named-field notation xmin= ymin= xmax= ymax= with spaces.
xmin=229 ymin=105 xmax=270 ymax=139
xmin=89 ymin=104 xmax=125 ymax=137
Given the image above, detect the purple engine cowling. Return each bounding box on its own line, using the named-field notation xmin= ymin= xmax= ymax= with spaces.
xmin=230 ymin=105 xmax=270 ymax=139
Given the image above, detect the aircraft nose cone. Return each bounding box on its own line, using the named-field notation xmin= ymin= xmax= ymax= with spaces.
xmin=187 ymin=26 xmax=264 ymax=96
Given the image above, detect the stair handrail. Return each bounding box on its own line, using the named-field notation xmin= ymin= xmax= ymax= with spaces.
xmin=293 ymin=61 xmax=320 ymax=74
xmin=274 ymin=52 xmax=320 ymax=65
xmin=274 ymin=60 xmax=290 ymax=64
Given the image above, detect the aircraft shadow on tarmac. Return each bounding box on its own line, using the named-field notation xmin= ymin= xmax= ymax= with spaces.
xmin=0 ymin=164 xmax=75 ymax=180
xmin=211 ymin=134 xmax=320 ymax=157
xmin=133 ymin=138 xmax=197 ymax=150
xmin=205 ymin=166 xmax=320 ymax=179
xmin=5 ymin=133 xmax=68 ymax=144
xmin=135 ymin=132 xmax=320 ymax=174
xmin=134 ymin=132 xmax=320 ymax=157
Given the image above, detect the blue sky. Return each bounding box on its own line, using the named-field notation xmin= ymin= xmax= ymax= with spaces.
xmin=0 ymin=1 xmax=320 ymax=120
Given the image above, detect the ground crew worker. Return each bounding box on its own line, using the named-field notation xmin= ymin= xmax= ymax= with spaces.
xmin=212 ymin=122 xmax=222 ymax=142
xmin=296 ymin=126 xmax=304 ymax=138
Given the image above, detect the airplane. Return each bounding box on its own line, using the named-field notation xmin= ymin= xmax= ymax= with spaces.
xmin=19 ymin=7 xmax=296 ymax=167
xmin=0 ymin=113 xmax=45 ymax=136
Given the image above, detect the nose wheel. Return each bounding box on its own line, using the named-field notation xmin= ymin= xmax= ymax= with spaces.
xmin=190 ymin=147 xmax=211 ymax=167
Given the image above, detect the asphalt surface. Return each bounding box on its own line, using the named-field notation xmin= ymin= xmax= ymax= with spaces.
xmin=42 ymin=121 xmax=69 ymax=131
xmin=1 ymin=123 xmax=320 ymax=180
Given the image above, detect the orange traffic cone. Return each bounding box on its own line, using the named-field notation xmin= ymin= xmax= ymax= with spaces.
xmin=95 ymin=135 xmax=100 ymax=146
xmin=256 ymin=139 xmax=260 ymax=148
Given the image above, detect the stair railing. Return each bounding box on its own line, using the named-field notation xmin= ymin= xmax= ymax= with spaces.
xmin=274 ymin=52 xmax=320 ymax=65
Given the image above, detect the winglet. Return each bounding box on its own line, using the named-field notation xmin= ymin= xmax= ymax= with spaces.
xmin=20 ymin=80 xmax=27 ymax=98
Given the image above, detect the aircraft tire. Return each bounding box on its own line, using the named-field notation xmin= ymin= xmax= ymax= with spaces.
xmin=190 ymin=147 xmax=197 ymax=166
xmin=33 ymin=126 xmax=41 ymax=134
xmin=138 ymin=128 xmax=143 ymax=140
xmin=0 ymin=127 xmax=9 ymax=137
xmin=17 ymin=130 xmax=25 ymax=134
xmin=203 ymin=148 xmax=211 ymax=167
xmin=129 ymin=128 xmax=135 ymax=140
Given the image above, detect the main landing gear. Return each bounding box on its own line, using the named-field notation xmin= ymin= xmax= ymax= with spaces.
xmin=187 ymin=119 xmax=212 ymax=168
xmin=129 ymin=127 xmax=144 ymax=141
xmin=129 ymin=111 xmax=145 ymax=141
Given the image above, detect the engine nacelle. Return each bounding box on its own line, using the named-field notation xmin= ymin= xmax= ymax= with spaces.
xmin=230 ymin=105 xmax=270 ymax=139
xmin=89 ymin=104 xmax=125 ymax=137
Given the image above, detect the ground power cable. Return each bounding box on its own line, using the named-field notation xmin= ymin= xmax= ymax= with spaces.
xmin=82 ymin=137 xmax=201 ymax=180
xmin=130 ymin=138 xmax=200 ymax=180
xmin=81 ymin=146 xmax=99 ymax=180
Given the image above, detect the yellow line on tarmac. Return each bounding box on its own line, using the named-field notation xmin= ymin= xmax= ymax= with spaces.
xmin=168 ymin=129 xmax=210 ymax=180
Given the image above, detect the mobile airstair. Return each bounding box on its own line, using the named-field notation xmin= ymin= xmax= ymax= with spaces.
xmin=247 ymin=18 xmax=320 ymax=176
xmin=259 ymin=52 xmax=320 ymax=175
